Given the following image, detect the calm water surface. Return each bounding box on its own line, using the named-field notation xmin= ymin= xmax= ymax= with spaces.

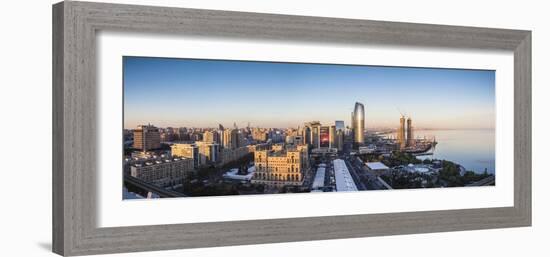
xmin=390 ymin=129 xmax=495 ymax=174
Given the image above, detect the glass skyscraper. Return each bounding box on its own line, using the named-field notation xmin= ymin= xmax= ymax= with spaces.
xmin=352 ymin=102 xmax=365 ymax=145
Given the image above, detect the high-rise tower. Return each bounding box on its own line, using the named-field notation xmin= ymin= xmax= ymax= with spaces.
xmin=406 ymin=117 xmax=414 ymax=147
xmin=397 ymin=115 xmax=406 ymax=149
xmin=352 ymin=102 xmax=365 ymax=145
xmin=303 ymin=121 xmax=321 ymax=148
xmin=133 ymin=124 xmax=161 ymax=151
xmin=334 ymin=121 xmax=345 ymax=151
xmin=222 ymin=128 xmax=239 ymax=149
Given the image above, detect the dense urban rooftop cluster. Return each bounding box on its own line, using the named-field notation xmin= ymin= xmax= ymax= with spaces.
xmin=123 ymin=101 xmax=492 ymax=199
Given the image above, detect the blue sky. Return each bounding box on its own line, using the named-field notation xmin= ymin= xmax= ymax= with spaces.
xmin=123 ymin=57 xmax=495 ymax=130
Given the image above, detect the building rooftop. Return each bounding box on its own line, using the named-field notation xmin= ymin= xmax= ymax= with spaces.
xmin=405 ymin=164 xmax=433 ymax=173
xmin=223 ymin=166 xmax=255 ymax=181
xmin=365 ymin=162 xmax=390 ymax=170
xmin=130 ymin=156 xmax=190 ymax=168
xmin=333 ymin=159 xmax=358 ymax=192
xmin=268 ymin=150 xmax=287 ymax=157
xmin=123 ymin=187 xmax=144 ymax=199
xmin=265 ymin=148 xmax=302 ymax=157
xmin=312 ymin=167 xmax=326 ymax=189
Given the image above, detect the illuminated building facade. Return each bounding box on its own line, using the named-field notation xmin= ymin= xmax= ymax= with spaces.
xmin=406 ymin=117 xmax=415 ymax=147
xmin=319 ymin=126 xmax=330 ymax=148
xmin=252 ymin=144 xmax=309 ymax=186
xmin=398 ymin=115 xmax=406 ymax=149
xmin=352 ymin=102 xmax=365 ymax=145
xmin=252 ymin=127 xmax=268 ymax=142
xmin=130 ymin=157 xmax=194 ymax=187
xmin=397 ymin=115 xmax=415 ymax=149
xmin=133 ymin=124 xmax=161 ymax=151
xmin=170 ymin=143 xmax=199 ymax=167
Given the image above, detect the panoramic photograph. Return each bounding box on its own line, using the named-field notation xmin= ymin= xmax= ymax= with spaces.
xmin=122 ymin=56 xmax=496 ymax=199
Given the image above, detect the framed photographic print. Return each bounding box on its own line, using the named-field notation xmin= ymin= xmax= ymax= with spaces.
xmin=52 ymin=1 xmax=531 ymax=256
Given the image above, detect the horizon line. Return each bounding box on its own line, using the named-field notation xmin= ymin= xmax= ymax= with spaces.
xmin=123 ymin=124 xmax=495 ymax=131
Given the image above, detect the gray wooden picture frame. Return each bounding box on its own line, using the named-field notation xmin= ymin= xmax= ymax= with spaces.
xmin=52 ymin=1 xmax=531 ymax=256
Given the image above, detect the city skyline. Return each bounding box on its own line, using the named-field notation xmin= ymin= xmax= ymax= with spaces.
xmin=124 ymin=57 xmax=495 ymax=130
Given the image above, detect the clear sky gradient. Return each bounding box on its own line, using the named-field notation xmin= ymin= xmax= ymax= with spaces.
xmin=123 ymin=56 xmax=495 ymax=130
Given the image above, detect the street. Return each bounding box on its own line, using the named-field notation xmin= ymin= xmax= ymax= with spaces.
xmin=340 ymin=141 xmax=385 ymax=191
xmin=348 ymin=156 xmax=386 ymax=190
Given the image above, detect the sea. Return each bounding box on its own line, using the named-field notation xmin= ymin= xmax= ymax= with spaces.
xmin=391 ymin=129 xmax=495 ymax=174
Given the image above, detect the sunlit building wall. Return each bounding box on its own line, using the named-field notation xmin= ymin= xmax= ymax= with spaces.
xmin=203 ymin=131 xmax=215 ymax=143
xmin=170 ymin=143 xmax=200 ymax=168
xmin=252 ymin=144 xmax=309 ymax=186
xmin=133 ymin=124 xmax=161 ymax=151
xmin=130 ymin=157 xmax=194 ymax=187
xmin=329 ymin=125 xmax=336 ymax=149
xmin=406 ymin=117 xmax=415 ymax=147
xmin=352 ymin=102 xmax=365 ymax=145
xmin=397 ymin=115 xmax=406 ymax=149
xmin=195 ymin=141 xmax=220 ymax=164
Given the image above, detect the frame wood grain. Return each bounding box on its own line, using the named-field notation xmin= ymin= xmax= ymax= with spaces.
xmin=52 ymin=1 xmax=531 ymax=256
